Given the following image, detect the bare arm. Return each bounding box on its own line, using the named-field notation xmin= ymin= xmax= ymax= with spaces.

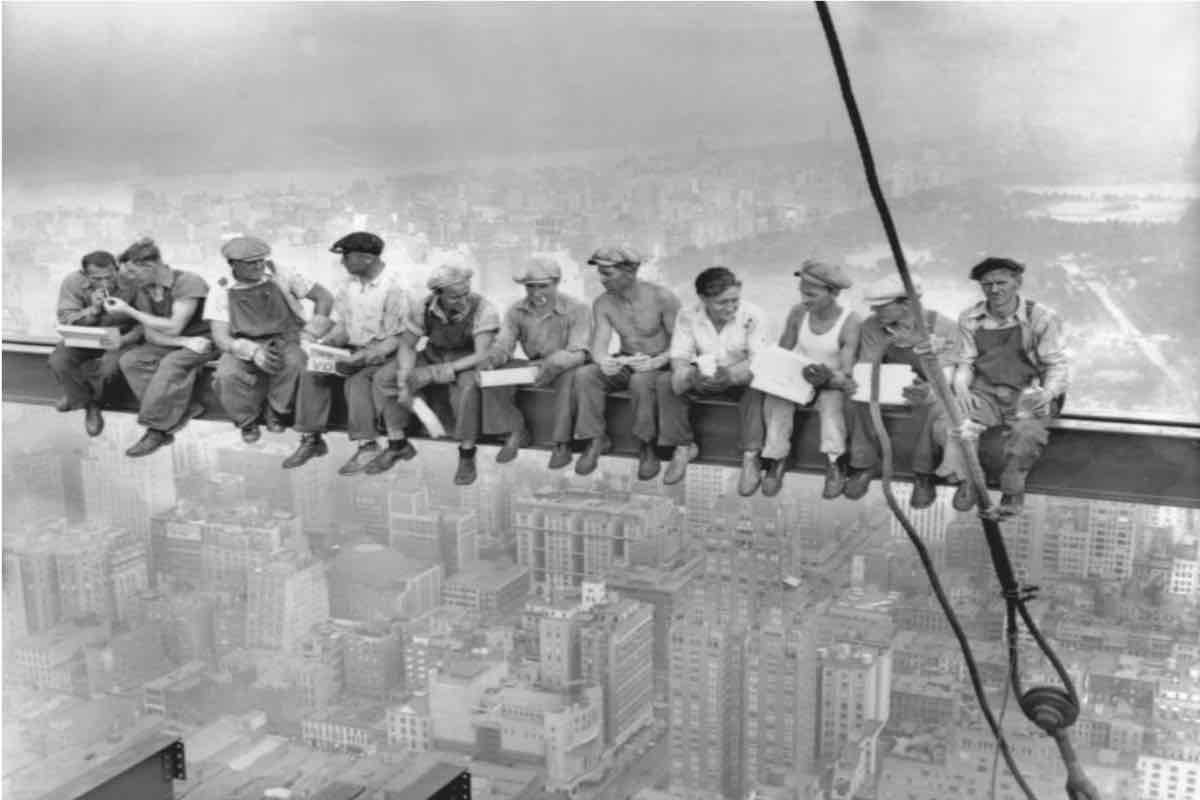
xmin=305 ymin=283 xmax=334 ymax=318
xmin=778 ymin=306 xmax=801 ymax=350
xmin=450 ymin=331 xmax=497 ymax=373
xmin=837 ymin=313 xmax=861 ymax=376
xmin=210 ymin=320 xmax=237 ymax=354
xmin=394 ymin=330 xmax=420 ymax=385
xmin=122 ymin=296 xmax=200 ymax=336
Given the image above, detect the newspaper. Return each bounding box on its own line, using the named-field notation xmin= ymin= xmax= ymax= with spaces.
xmin=749 ymin=346 xmax=817 ymax=405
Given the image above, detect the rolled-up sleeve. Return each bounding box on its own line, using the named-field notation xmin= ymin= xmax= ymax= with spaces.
xmin=278 ymin=265 xmax=315 ymax=300
xmin=205 ymin=288 xmax=230 ymax=323
xmin=1034 ymin=308 xmax=1070 ymax=398
xmin=564 ymin=301 xmax=592 ymax=353
xmin=380 ymin=283 xmax=411 ymax=339
xmin=668 ymin=309 xmax=698 ymax=362
xmin=56 ymin=274 xmax=90 ymax=325
xmin=955 ymin=312 xmax=979 ymax=369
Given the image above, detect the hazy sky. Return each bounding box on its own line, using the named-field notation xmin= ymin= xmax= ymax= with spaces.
xmin=3 ymin=2 xmax=1197 ymax=179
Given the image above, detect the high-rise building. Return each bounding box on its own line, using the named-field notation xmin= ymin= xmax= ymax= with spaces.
xmin=442 ymin=560 xmax=531 ymax=617
xmin=81 ymin=426 xmax=177 ymax=543
xmin=3 ymin=529 xmax=62 ymax=635
xmin=328 ymin=543 xmax=442 ymax=623
xmin=389 ymin=499 xmax=479 ymax=579
xmin=245 ymin=551 xmax=330 ymax=652
xmin=696 ymin=495 xmax=790 ymax=629
xmin=342 ymin=624 xmax=406 ymax=701
xmin=1049 ymin=498 xmax=1137 ymax=580
xmin=536 ymin=600 xmax=582 ymax=691
xmin=668 ymin=607 xmax=745 ymax=800
xmin=427 ymin=657 xmax=510 ymax=747
xmin=816 ymin=642 xmax=893 ymax=763
xmin=578 ymin=593 xmax=655 ymax=747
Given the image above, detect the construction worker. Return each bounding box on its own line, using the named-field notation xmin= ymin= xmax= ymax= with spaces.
xmin=760 ymin=259 xmax=861 ymax=498
xmin=943 ymin=257 xmax=1070 ymax=515
xmin=282 ymin=231 xmax=414 ymax=475
xmin=378 ymin=262 xmax=501 ymax=485
xmin=574 ymin=246 xmax=681 ymax=480
xmin=207 ymin=236 xmax=334 ymax=443
xmin=841 ymin=275 xmax=959 ymax=508
xmin=481 ymin=256 xmax=592 ymax=470
xmin=49 ymin=250 xmax=141 ymax=437
xmin=105 ymin=238 xmax=216 ymax=457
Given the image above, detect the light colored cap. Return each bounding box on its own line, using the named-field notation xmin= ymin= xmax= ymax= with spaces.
xmin=513 ymin=257 xmax=562 ymax=284
xmin=427 ymin=263 xmax=474 ymax=291
xmin=795 ymin=259 xmax=852 ymax=290
xmin=863 ymin=274 xmax=923 ymax=305
xmin=220 ymin=236 xmax=271 ymax=262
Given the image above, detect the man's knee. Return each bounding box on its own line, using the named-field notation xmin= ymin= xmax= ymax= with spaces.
xmin=575 ymin=363 xmax=604 ymax=389
xmin=370 ymin=363 xmax=397 ymax=393
xmin=628 ymin=370 xmax=659 ymax=397
xmin=1007 ymin=419 xmax=1050 ymax=452
xmin=455 ymin=370 xmax=480 ymax=391
xmin=48 ymin=344 xmax=76 ymax=374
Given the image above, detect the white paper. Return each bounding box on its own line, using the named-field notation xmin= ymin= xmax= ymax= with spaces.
xmin=56 ymin=324 xmax=121 ymax=350
xmin=302 ymin=342 xmax=353 ymax=374
xmin=852 ymin=363 xmax=916 ymax=405
xmin=411 ymin=397 xmax=446 ymax=438
xmin=749 ymin=346 xmax=817 ymax=405
xmin=479 ymin=365 xmax=540 ymax=388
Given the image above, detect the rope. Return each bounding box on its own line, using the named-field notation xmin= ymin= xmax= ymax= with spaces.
xmin=813 ymin=3 xmax=1100 ymax=798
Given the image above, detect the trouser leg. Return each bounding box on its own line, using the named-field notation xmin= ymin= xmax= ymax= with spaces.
xmin=574 ymin=363 xmax=626 ymax=440
xmin=371 ymin=361 xmax=412 ymax=440
xmin=627 ymin=369 xmax=661 ymax=444
xmin=49 ymin=344 xmax=100 ymax=409
xmin=547 ymin=367 xmax=579 ymax=443
xmin=214 ymin=353 xmax=267 ymax=429
xmin=735 ymin=386 xmax=765 ymax=452
xmin=909 ymin=402 xmax=946 ymax=476
xmin=656 ymin=371 xmax=693 ymax=447
xmin=761 ymin=394 xmax=796 ymax=460
xmin=1002 ymin=416 xmax=1051 ymax=494
xmin=450 ymin=369 xmax=482 ymax=443
xmin=265 ymin=343 xmax=307 ymax=417
xmin=846 ymin=401 xmax=881 ymax=472
xmin=936 ymin=389 xmax=1005 ymax=481
xmin=120 ymin=343 xmax=215 ymax=431
xmin=481 ymin=359 xmax=529 ymax=436
xmin=815 ymin=389 xmax=847 ymax=459
xmin=344 ymin=365 xmax=382 ymax=442
xmin=294 ymin=372 xmax=334 ymax=434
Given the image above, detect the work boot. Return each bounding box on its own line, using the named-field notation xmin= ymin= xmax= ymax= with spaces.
xmin=84 ymin=404 xmax=104 ymax=437
xmin=637 ymin=442 xmax=662 ymax=481
xmin=822 ymin=458 xmax=847 ymax=499
xmin=998 ymin=492 xmax=1025 ymax=517
xmin=338 ymin=442 xmax=380 ymax=476
xmin=496 ymin=429 xmax=531 ymax=464
xmin=663 ymin=443 xmax=698 ymax=486
xmin=282 ymin=434 xmax=328 ymax=469
xmin=843 ymin=468 xmax=873 ymax=501
xmin=165 ymin=402 xmax=206 ymax=435
xmin=365 ymin=439 xmax=417 ymax=475
xmin=737 ymin=452 xmax=762 ymax=497
xmin=241 ymin=424 xmax=262 ymax=445
xmin=264 ymin=408 xmax=287 ymax=434
xmin=761 ymin=458 xmax=787 ymax=497
xmin=910 ymin=474 xmax=937 ymax=510
xmin=952 ymin=481 xmax=977 ymax=512
xmin=455 ymin=447 xmax=478 ymax=485
xmin=125 ymin=429 xmax=174 ymax=458
xmin=575 ymin=436 xmax=611 ymax=476
xmin=547 ymin=443 xmax=573 ymax=470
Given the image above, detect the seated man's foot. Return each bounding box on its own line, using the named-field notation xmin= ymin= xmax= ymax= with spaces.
xmin=951 ymin=481 xmax=978 ymax=512
xmin=455 ymin=447 xmax=478 ymax=485
xmin=637 ymin=442 xmax=661 ymax=482
xmin=241 ymin=424 xmax=262 ymax=445
xmin=761 ymin=458 xmax=787 ymax=497
xmin=663 ymin=443 xmax=699 ymax=486
xmin=822 ymin=458 xmax=847 ymax=499
xmin=575 ymin=436 xmax=611 ymax=476
xmin=84 ymin=404 xmax=105 ymax=438
xmin=365 ymin=439 xmax=417 ymax=475
xmin=842 ymin=467 xmax=873 ymax=501
xmin=282 ymin=434 xmax=328 ymax=469
xmin=126 ymin=429 xmax=174 ymax=458
xmin=738 ymin=452 xmax=762 ymax=497
xmin=338 ymin=441 xmax=380 ymax=476
xmin=548 ymin=443 xmax=573 ymax=470
xmin=910 ymin=474 xmax=937 ymax=510
xmin=165 ymin=402 xmax=206 ymax=435
xmin=496 ymin=429 xmax=531 ymax=464
xmin=264 ymin=408 xmax=287 ymax=434
xmin=998 ymin=492 xmax=1025 ymax=517
xmin=55 ymin=396 xmax=74 ymax=413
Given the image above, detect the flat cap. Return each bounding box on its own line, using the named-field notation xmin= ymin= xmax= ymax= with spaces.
xmin=863 ymin=274 xmax=923 ymax=305
xmin=330 ymin=231 xmax=384 ymax=256
xmin=513 ymin=257 xmax=562 ymax=284
xmin=795 ymin=259 xmax=852 ymax=291
xmin=427 ymin=263 xmax=474 ymax=291
xmin=80 ymin=250 xmax=117 ymax=270
xmin=119 ymin=237 xmax=161 ymax=264
xmin=969 ymin=257 xmax=1025 ymax=282
xmin=221 ymin=236 xmax=271 ymax=262
xmin=587 ymin=246 xmax=642 ymax=270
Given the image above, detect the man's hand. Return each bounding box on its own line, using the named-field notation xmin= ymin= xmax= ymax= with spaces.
xmin=97 ymin=329 xmax=122 ymax=350
xmin=802 ymin=363 xmax=833 ymax=389
xmin=89 ymin=289 xmax=109 ymax=311
xmin=252 ymin=345 xmax=284 ymax=374
xmin=912 ymin=334 xmax=950 ymax=357
xmin=901 ymin=380 xmax=932 ymax=405
xmin=696 ymin=366 xmax=731 ymax=393
xmin=407 ymin=366 xmax=435 ymax=390
xmin=627 ymin=353 xmax=659 ymax=373
xmin=671 ymin=366 xmax=696 ymax=395
xmin=103 ymin=297 xmax=135 ymax=316
xmin=334 ymin=351 xmax=366 ymax=376
xmin=725 ymin=361 xmax=753 ymax=386
xmin=431 ymin=362 xmax=457 ymax=384
xmin=181 ymin=337 xmax=211 ymax=355
xmin=598 ymin=356 xmax=624 ymax=377
xmin=1026 ymin=387 xmax=1053 ymax=417
xmin=535 ymin=350 xmax=576 ymax=386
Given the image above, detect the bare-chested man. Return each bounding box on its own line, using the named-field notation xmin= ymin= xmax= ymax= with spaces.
xmin=574 ymin=246 xmax=681 ymax=480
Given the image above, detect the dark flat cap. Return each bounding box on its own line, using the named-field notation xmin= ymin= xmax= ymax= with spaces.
xmin=330 ymin=231 xmax=384 ymax=256
xmin=587 ymin=246 xmax=642 ymax=270
xmin=80 ymin=250 xmax=117 ymax=270
xmin=119 ymin=237 xmax=161 ymax=264
xmin=969 ymin=257 xmax=1025 ymax=281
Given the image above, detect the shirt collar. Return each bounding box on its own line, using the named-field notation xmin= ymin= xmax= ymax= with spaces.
xmin=429 ymin=292 xmax=476 ymax=322
xmin=691 ymin=301 xmax=745 ymax=332
xmin=966 ymin=296 xmax=1026 ymax=324
xmin=516 ymin=294 xmax=570 ymax=315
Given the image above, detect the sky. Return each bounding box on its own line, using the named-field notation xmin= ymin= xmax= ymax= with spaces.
xmin=2 ymin=2 xmax=1198 ymax=180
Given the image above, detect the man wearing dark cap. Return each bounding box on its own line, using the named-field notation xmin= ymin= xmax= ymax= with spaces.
xmin=207 ymin=235 xmax=335 ymax=444
xmin=573 ymin=246 xmax=681 ymax=480
xmin=105 ymin=238 xmax=216 ymax=457
xmin=760 ymin=259 xmax=861 ymax=498
xmin=48 ymin=250 xmax=142 ymax=436
xmin=942 ymin=257 xmax=1069 ymax=515
xmin=283 ymin=231 xmax=415 ymax=475
xmin=481 ymin=256 xmax=592 ymax=469
xmin=841 ymin=275 xmax=960 ymax=508
xmin=376 ymin=261 xmax=502 ymax=485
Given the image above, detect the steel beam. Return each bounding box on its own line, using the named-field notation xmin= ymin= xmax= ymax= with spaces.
xmin=31 ymin=733 xmax=184 ymax=800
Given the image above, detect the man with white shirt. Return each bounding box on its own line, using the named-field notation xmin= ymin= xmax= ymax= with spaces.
xmin=658 ymin=266 xmax=769 ymax=493
xmin=282 ymin=231 xmax=415 ymax=475
xmin=207 ymin=236 xmax=334 ymax=443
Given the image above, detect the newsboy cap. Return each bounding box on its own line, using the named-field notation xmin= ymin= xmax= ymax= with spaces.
xmin=513 ymin=257 xmax=562 ymax=284
xmin=330 ymin=231 xmax=384 ymax=256
xmin=587 ymin=246 xmax=642 ymax=270
xmin=118 ymin=237 xmax=161 ymax=264
xmin=220 ymin=236 xmax=271 ymax=262
xmin=862 ymin=274 xmax=923 ymax=305
xmin=969 ymin=257 xmax=1025 ymax=282
xmin=795 ymin=259 xmax=852 ymax=291
xmin=427 ymin=263 xmax=474 ymax=291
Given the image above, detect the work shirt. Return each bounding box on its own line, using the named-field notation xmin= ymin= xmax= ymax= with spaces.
xmin=132 ymin=264 xmax=210 ymax=337
xmin=407 ymin=292 xmax=502 ymax=340
xmin=669 ymin=300 xmax=770 ymax=367
xmin=327 ymin=263 xmax=411 ymax=348
xmin=205 ymin=263 xmax=312 ymax=326
xmin=857 ymin=310 xmax=959 ymax=373
xmin=56 ymin=271 xmax=137 ymax=329
xmin=956 ymin=297 xmax=1070 ymax=398
xmin=491 ymin=292 xmax=591 ymax=363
